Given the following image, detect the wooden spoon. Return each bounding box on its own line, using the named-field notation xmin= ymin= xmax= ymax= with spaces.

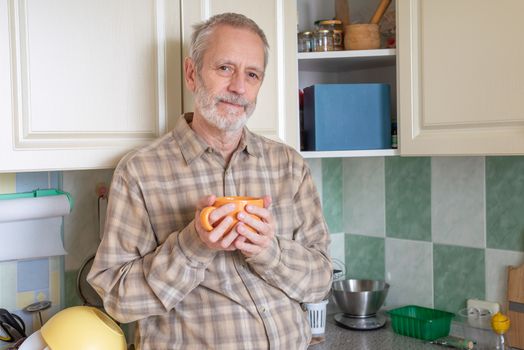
xmin=370 ymin=0 xmax=392 ymax=25
xmin=335 ymin=0 xmax=350 ymax=27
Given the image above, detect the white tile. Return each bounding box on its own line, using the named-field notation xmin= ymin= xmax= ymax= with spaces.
xmin=329 ymin=232 xmax=345 ymax=271
xmin=385 ymin=238 xmax=433 ymax=308
xmin=62 ymin=169 xmax=113 ymax=270
xmin=343 ymin=157 xmax=385 ymax=237
xmin=432 ymin=157 xmax=485 ymax=248
xmin=485 ymin=248 xmax=524 ymax=306
xmin=327 ymin=232 xmax=345 ymax=314
xmin=306 ymin=158 xmax=322 ymax=202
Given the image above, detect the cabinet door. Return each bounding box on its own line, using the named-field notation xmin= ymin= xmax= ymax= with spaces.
xmin=0 ymin=0 xmax=182 ymax=172
xmin=180 ymin=0 xmax=299 ymax=149
xmin=398 ymin=0 xmax=524 ymax=155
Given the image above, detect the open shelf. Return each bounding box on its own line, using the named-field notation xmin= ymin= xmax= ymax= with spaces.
xmin=301 ymin=149 xmax=399 ymax=158
xmin=298 ymin=49 xmax=396 ymax=72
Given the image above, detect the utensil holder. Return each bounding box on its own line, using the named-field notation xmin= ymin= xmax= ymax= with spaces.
xmin=304 ymin=300 xmax=328 ymax=335
xmin=345 ymin=24 xmax=380 ymax=50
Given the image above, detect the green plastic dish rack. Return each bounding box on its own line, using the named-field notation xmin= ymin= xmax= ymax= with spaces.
xmin=387 ymin=305 xmax=455 ymax=341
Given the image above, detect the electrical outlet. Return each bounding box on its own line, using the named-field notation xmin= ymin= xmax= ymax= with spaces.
xmin=467 ymin=299 xmax=500 ymax=314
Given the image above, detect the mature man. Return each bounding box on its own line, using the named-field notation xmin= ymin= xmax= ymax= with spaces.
xmin=88 ymin=13 xmax=332 ymax=349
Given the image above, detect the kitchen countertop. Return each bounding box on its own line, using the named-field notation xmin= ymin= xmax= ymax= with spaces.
xmin=308 ymin=312 xmax=464 ymax=350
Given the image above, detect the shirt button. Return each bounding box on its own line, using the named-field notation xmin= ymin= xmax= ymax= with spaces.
xmin=261 ymin=307 xmax=267 ymax=313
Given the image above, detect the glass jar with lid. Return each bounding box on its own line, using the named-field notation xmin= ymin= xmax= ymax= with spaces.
xmin=297 ymin=31 xmax=314 ymax=52
xmin=314 ymin=29 xmax=334 ymax=52
xmin=317 ymin=20 xmax=344 ymax=50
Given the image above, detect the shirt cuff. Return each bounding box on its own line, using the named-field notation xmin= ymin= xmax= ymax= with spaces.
xmin=245 ymin=236 xmax=281 ymax=270
xmin=177 ymin=220 xmax=216 ymax=267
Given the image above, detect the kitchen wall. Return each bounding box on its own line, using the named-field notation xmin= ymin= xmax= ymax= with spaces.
xmin=306 ymin=156 xmax=524 ymax=314
xmin=61 ymin=170 xmax=113 ymax=308
xmin=3 ymin=154 xmax=523 ymax=333
xmin=0 ymin=172 xmax=63 ymax=341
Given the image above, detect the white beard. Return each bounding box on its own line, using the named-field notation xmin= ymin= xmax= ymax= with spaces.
xmin=194 ymin=80 xmax=257 ymax=132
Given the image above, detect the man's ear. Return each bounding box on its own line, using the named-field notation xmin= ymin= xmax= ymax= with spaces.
xmin=184 ymin=57 xmax=197 ymax=92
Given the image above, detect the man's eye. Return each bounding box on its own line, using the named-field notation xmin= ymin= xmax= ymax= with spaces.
xmin=218 ymin=66 xmax=231 ymax=72
xmin=248 ymin=72 xmax=259 ymax=80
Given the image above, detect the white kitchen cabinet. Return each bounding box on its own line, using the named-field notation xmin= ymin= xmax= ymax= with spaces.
xmin=398 ymin=0 xmax=524 ymax=155
xmin=180 ymin=0 xmax=299 ymax=149
xmin=0 ymin=0 xmax=182 ymax=172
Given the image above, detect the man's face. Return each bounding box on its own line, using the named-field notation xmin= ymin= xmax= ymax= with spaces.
xmin=191 ymin=25 xmax=265 ymax=132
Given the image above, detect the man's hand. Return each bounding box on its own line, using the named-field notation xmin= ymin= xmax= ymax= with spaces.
xmin=194 ymin=195 xmax=240 ymax=251
xmin=234 ymin=195 xmax=276 ymax=257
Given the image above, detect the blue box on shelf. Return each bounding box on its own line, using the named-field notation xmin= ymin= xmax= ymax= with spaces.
xmin=303 ymin=83 xmax=392 ymax=151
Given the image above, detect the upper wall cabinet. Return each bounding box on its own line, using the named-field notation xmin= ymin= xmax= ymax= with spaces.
xmin=296 ymin=0 xmax=398 ymax=158
xmin=180 ymin=0 xmax=299 ymax=149
xmin=0 ymin=0 xmax=182 ymax=172
xmin=398 ymin=0 xmax=524 ymax=155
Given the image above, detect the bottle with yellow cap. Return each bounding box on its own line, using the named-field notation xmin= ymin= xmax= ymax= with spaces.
xmin=491 ymin=312 xmax=510 ymax=350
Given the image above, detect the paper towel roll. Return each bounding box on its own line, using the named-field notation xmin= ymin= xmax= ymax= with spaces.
xmin=0 ymin=217 xmax=67 ymax=261
xmin=0 ymin=194 xmax=71 ymax=222
xmin=0 ymin=192 xmax=71 ymax=261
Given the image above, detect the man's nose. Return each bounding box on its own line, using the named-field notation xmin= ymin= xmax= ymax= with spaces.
xmin=228 ymin=72 xmax=246 ymax=95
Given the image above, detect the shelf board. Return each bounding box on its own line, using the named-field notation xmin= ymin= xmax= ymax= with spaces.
xmin=298 ymin=49 xmax=396 ymax=72
xmin=301 ymin=149 xmax=399 ymax=158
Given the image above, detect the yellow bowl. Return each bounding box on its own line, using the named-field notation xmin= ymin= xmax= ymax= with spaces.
xmin=41 ymin=306 xmax=126 ymax=350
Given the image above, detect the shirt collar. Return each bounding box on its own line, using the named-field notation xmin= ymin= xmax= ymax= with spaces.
xmin=241 ymin=127 xmax=263 ymax=158
xmin=173 ymin=113 xmax=263 ymax=164
xmin=173 ymin=113 xmax=209 ymax=165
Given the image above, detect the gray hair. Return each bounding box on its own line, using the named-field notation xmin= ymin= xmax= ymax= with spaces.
xmin=189 ymin=13 xmax=269 ymax=74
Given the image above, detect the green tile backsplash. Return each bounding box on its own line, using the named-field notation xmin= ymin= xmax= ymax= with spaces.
xmin=345 ymin=234 xmax=385 ymax=281
xmin=486 ymin=156 xmax=524 ymax=252
xmin=385 ymin=157 xmax=431 ymax=241
xmin=318 ymin=156 xmax=524 ymax=313
xmin=433 ymin=244 xmax=485 ymax=313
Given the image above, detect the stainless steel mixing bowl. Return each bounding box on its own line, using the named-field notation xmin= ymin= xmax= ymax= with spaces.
xmin=332 ymin=279 xmax=389 ymax=317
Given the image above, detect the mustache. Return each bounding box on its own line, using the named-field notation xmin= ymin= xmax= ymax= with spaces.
xmin=215 ymin=93 xmax=250 ymax=107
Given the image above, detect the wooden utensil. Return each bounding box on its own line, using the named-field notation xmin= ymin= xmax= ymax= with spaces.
xmin=335 ymin=0 xmax=350 ymax=28
xmin=507 ymin=263 xmax=524 ymax=349
xmin=370 ymin=0 xmax=392 ymax=25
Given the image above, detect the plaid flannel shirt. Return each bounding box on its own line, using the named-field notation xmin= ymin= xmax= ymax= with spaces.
xmin=88 ymin=113 xmax=332 ymax=349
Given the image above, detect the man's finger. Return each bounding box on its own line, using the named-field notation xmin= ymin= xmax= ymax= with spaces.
xmin=208 ymin=216 xmax=234 ymax=243
xmin=262 ymin=195 xmax=272 ymax=209
xmin=197 ymin=195 xmax=216 ymax=210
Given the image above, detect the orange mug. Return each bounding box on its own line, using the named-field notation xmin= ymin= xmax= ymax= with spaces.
xmin=200 ymin=196 xmax=264 ymax=232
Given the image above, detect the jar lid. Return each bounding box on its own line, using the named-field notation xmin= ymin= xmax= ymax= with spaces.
xmin=298 ymin=31 xmax=313 ymax=36
xmin=318 ymin=19 xmax=342 ymax=25
xmin=316 ymin=29 xmax=331 ymax=34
